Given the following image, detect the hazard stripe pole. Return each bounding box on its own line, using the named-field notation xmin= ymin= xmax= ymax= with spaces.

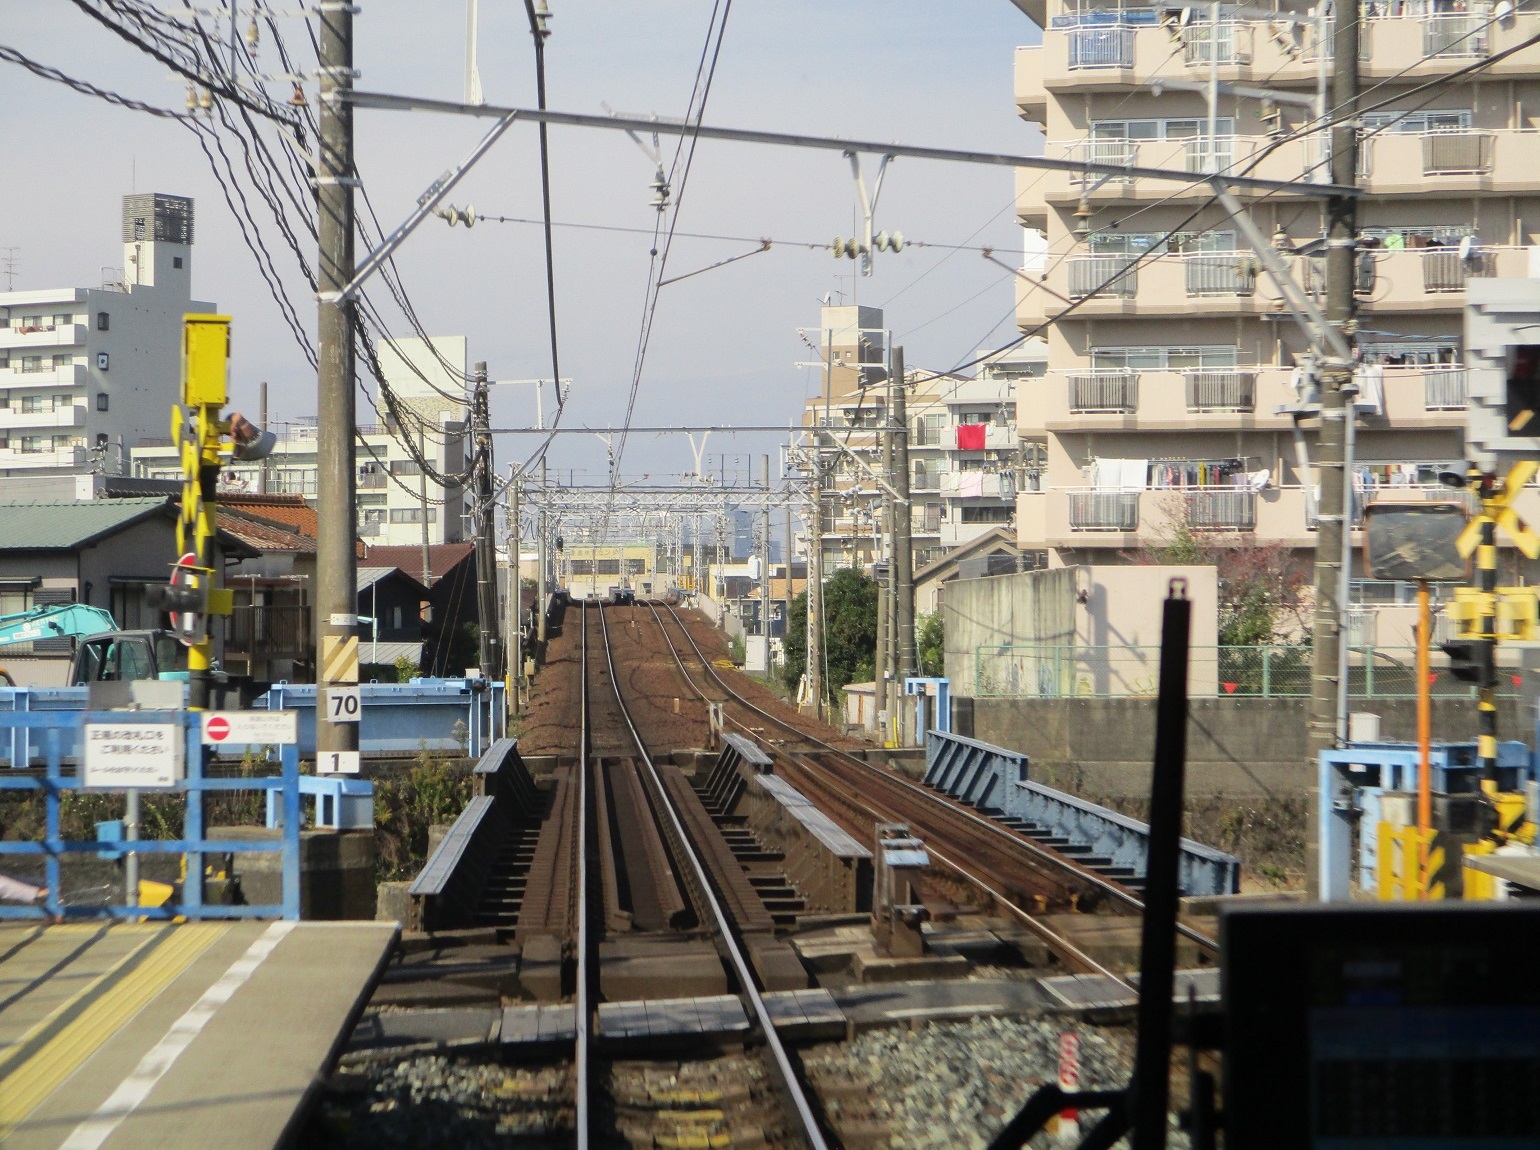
xmin=1477 ymin=514 xmax=1499 ymax=786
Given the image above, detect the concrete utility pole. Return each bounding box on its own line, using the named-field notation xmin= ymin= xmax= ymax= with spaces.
xmin=892 ymin=346 xmax=917 ymax=743
xmin=878 ymin=361 xmax=896 ymax=741
xmin=508 ymin=464 xmax=521 ymax=709
xmin=784 ymin=503 xmax=795 ymax=672
xmin=805 ymin=466 xmax=825 ymax=720
xmin=1305 ymin=0 xmax=1360 ymax=893
xmin=537 ymin=456 xmax=548 ymax=644
xmin=471 ymin=361 xmax=501 ymax=677
xmin=315 ymin=0 xmax=359 ymax=759
xmin=760 ymin=455 xmax=772 ymax=661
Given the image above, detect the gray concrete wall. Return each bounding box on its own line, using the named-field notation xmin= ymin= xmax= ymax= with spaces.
xmin=967 ymin=695 xmax=1533 ymax=801
xmin=943 ymin=566 xmax=1077 ymax=697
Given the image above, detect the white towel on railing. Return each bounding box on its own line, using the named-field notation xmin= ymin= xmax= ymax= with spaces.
xmin=1091 ymin=458 xmax=1147 ymax=492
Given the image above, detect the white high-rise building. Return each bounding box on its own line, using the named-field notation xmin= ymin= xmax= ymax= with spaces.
xmin=0 ymin=194 xmax=213 ymax=490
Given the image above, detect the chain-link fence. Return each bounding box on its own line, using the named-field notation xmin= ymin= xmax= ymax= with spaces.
xmin=972 ymin=645 xmax=1526 ymax=699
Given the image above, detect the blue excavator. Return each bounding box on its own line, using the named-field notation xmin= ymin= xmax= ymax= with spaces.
xmin=0 ymin=603 xmax=182 ymax=687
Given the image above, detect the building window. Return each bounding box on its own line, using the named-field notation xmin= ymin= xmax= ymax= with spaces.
xmin=0 ymin=352 xmax=8 ymax=369
xmin=52 ymin=435 xmax=75 ymax=451
xmin=53 ymin=394 xmax=70 ymax=410
xmin=172 ymin=256 xmax=184 ymax=269
xmin=52 ymin=314 xmax=71 ymax=328
xmin=19 ymin=436 xmax=45 ymax=454
xmin=18 ymin=357 xmax=42 ymax=374
xmin=52 ymin=354 xmax=73 ymax=370
xmin=96 ymin=352 xmax=109 ymax=371
xmin=21 ymin=395 xmax=51 ymax=414
xmin=960 ymin=505 xmax=1014 ymax=524
xmin=97 ymin=311 xmax=110 ymax=331
xmin=0 ymin=394 xmax=8 ymax=409
xmin=388 ymin=507 xmax=428 ymax=523
xmin=96 ymin=433 xmax=109 ymax=448
xmin=97 ymin=393 xmax=109 ymax=412
xmin=390 ymin=460 xmax=423 ymax=477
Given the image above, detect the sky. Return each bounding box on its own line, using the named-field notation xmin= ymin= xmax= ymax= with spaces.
xmin=2 ymin=0 xmax=1043 ymax=485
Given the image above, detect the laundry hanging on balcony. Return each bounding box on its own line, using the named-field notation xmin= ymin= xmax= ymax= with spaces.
xmin=1353 ymin=362 xmax=1385 ymax=415
xmin=1148 ymin=458 xmax=1243 ymax=488
xmin=958 ymin=471 xmax=986 ymax=498
xmin=1090 ymin=457 xmax=1148 ymax=492
xmin=956 ymin=423 xmax=987 ymax=451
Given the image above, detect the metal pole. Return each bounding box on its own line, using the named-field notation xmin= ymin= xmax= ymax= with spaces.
xmin=879 ymin=360 xmax=895 ymax=743
xmin=761 ymin=455 xmax=772 ymax=664
xmin=1131 ymin=583 xmax=1192 ymax=1150
xmin=471 ymin=361 xmax=501 ymax=676
xmin=806 ymin=474 xmax=824 ymax=720
xmin=537 ymin=455 xmax=548 ymax=643
xmin=892 ymin=346 xmax=917 ymax=744
xmin=784 ymin=498 xmax=795 ymax=674
xmin=510 ymin=465 xmax=522 ymax=709
xmin=1416 ymin=579 xmax=1432 ymax=897
xmin=1305 ymin=0 xmax=1359 ymax=894
xmin=258 ymin=380 xmax=269 ymax=495
xmin=316 ymin=0 xmax=359 ymax=758
xmin=1477 ymin=514 xmax=1499 ymax=783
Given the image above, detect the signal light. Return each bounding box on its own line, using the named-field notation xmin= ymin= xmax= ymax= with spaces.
xmin=1441 ymin=637 xmax=1496 ymax=687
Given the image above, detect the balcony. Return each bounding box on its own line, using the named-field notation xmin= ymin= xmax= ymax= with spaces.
xmin=1067 ymin=255 xmax=1139 ymax=299
xmin=1184 ymin=254 xmax=1257 ymax=297
xmin=1185 ymin=370 xmax=1255 ymax=414
xmin=0 ymin=446 xmax=86 ymax=470
xmin=1022 ymin=364 xmax=1469 ymax=435
xmin=1183 ymin=488 xmax=1256 ymax=531
xmin=1066 ymin=25 xmax=1135 ymax=69
xmin=1422 ymin=13 xmax=1491 ymax=58
xmin=947 ymin=423 xmax=1017 ymax=451
xmin=1068 ymin=490 xmax=1139 ymax=531
xmin=2 ymin=405 xmax=86 ymax=430
xmin=0 ymin=324 xmax=84 ymax=350
xmin=1068 ymin=371 xmax=1138 ymax=414
xmin=1422 ymin=131 xmax=1494 ymax=175
xmin=939 ymin=471 xmax=1007 ymax=498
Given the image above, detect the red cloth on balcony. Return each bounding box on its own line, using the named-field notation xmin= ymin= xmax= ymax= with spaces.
xmin=956 ymin=423 xmax=986 ymax=450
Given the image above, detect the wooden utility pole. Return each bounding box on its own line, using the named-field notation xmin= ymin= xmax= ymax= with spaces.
xmin=1305 ymin=0 xmax=1360 ymax=893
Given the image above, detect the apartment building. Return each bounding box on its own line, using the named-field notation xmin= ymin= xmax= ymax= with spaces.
xmin=132 ymin=335 xmax=470 ymax=545
xmin=1012 ymin=0 xmax=1540 ymax=630
xmin=801 ymin=304 xmax=1047 ymax=573
xmin=0 ymin=194 xmax=214 ymax=484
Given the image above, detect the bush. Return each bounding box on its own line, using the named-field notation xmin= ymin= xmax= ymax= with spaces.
xmin=371 ymin=749 xmax=475 ymax=881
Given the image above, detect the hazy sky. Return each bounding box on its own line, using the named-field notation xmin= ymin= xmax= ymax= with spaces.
xmin=3 ymin=1 xmax=1042 ymax=483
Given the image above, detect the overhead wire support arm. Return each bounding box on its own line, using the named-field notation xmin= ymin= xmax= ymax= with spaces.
xmin=344 ymin=90 xmax=1356 ymax=199
xmin=317 ymin=109 xmax=520 ymax=304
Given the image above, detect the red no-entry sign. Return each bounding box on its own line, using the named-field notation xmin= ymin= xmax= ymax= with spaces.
xmin=205 ymin=715 xmax=231 ymax=742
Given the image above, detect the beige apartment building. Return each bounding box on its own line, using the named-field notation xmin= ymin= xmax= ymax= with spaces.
xmin=801 ymin=305 xmax=1046 ymax=574
xmin=1012 ymin=0 xmax=1540 ymax=632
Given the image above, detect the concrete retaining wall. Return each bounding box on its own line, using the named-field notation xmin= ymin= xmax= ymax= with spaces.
xmin=963 ymin=696 xmax=1533 ymax=801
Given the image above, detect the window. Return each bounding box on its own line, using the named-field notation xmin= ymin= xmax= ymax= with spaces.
xmin=390 ymin=460 xmax=423 ymax=477
xmin=19 ymin=436 xmax=45 ymax=454
xmin=1091 ymin=346 xmax=1240 ymax=371
xmin=1360 ymin=341 xmax=1459 ymax=367
xmin=52 ymin=435 xmax=75 ymax=451
xmin=0 ymin=584 xmax=31 ymax=616
xmin=18 ymin=356 xmax=43 ymax=374
xmin=52 ymin=314 xmax=71 ymax=328
xmin=172 ymin=256 xmax=183 ymax=269
xmin=389 ymin=507 xmax=428 ymax=523
xmin=21 ymin=395 xmax=52 ymax=414
xmin=52 ymin=354 xmax=72 ymax=370
xmin=97 ymin=312 xmax=109 ymax=331
xmin=960 ymin=506 xmax=1014 ymax=524
xmin=96 ymin=433 xmax=109 ymax=448
xmin=1089 ymin=229 xmax=1236 ymax=256
xmin=1092 ymin=117 xmax=1235 ymax=140
xmin=96 ymin=352 xmax=109 ymax=371
xmin=96 ymin=392 xmax=109 ymax=412
xmin=0 ymin=394 xmax=8 ymax=409
xmin=0 ymin=352 xmax=8 ymax=369
xmin=1361 ymin=109 xmax=1472 ymax=134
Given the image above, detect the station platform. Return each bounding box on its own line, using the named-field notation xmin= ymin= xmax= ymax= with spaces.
xmin=0 ymin=920 xmax=397 ymax=1150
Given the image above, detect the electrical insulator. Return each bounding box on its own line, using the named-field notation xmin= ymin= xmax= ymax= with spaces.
xmin=289 ymin=82 xmax=307 ymax=107
xmin=246 ymin=17 xmax=260 ymax=49
xmin=832 ymin=237 xmax=846 ymax=260
xmin=186 ymin=85 xmax=199 ymax=112
xmin=198 ymin=87 xmax=214 ymax=112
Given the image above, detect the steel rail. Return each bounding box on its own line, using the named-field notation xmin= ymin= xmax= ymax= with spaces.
xmin=649 ymin=602 xmax=1218 ymax=962
xmin=640 ymin=603 xmax=1136 ymax=983
xmin=594 ymin=604 xmax=829 ymax=1150
xmin=576 ymin=608 xmax=593 ymax=1147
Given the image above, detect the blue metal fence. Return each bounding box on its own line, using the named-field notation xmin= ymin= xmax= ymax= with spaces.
xmin=0 ymin=710 xmax=301 ymax=920
xmin=0 ymin=677 xmax=504 ymax=766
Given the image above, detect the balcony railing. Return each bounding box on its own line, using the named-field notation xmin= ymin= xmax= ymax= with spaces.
xmin=1182 ymin=488 xmax=1257 ymax=531
xmin=226 ymin=603 xmax=312 ymax=660
xmin=1184 ymin=136 xmax=1237 ymax=173
xmin=1423 ymin=15 xmax=1489 ymax=58
xmin=1069 ymin=491 xmax=1140 ymax=531
xmin=1185 ymin=370 xmax=1256 ymax=413
xmin=1068 ymin=371 xmax=1138 ymax=413
xmin=1423 ymin=131 xmax=1494 ymax=175
xmin=357 ymin=470 xmax=387 ymax=489
xmin=1069 ymin=139 xmax=1138 ymax=184
xmin=1423 ymin=369 xmax=1468 ymax=410
xmin=1185 ymin=254 xmax=1257 ymax=297
xmin=1068 ymin=26 xmax=1134 ymax=68
xmin=1423 ymin=248 xmax=1496 ymax=293
xmin=1068 ymin=256 xmax=1139 ymax=299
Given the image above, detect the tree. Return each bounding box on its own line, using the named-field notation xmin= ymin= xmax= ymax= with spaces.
xmin=917 ymin=611 xmax=945 ymax=678
xmin=780 ymin=567 xmax=879 ymax=696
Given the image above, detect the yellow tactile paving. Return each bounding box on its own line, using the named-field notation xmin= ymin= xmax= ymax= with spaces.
xmin=0 ymin=923 xmax=227 ymax=1139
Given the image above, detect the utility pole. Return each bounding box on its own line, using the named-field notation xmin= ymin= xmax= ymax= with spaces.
xmin=508 ymin=464 xmax=521 ymax=710
xmin=892 ymin=345 xmax=917 ymax=744
xmin=537 ymin=456 xmax=548 ymax=644
xmin=805 ymin=466 xmax=825 ymax=720
xmin=315 ymin=0 xmax=359 ymax=761
xmin=471 ymin=361 xmax=501 ymax=677
xmin=1305 ymin=0 xmax=1360 ymax=893
xmin=258 ymin=380 xmax=270 ymax=495
xmin=784 ymin=502 xmax=795 ymax=674
xmin=878 ymin=361 xmax=895 ymax=742
xmin=760 ymin=455 xmax=772 ymax=666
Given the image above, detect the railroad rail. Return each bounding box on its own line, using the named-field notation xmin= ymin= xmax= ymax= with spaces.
xmin=641 ymin=601 xmax=1218 ymax=977
xmin=588 ymin=604 xmax=829 ymax=1149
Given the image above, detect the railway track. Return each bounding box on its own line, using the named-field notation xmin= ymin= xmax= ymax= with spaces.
xmin=641 ymin=601 xmax=1218 ymax=978
xmin=579 ymin=603 xmax=831 ymax=1149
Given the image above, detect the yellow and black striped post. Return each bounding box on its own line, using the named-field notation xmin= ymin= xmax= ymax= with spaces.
xmin=1475 ymin=508 xmax=1499 ymax=784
